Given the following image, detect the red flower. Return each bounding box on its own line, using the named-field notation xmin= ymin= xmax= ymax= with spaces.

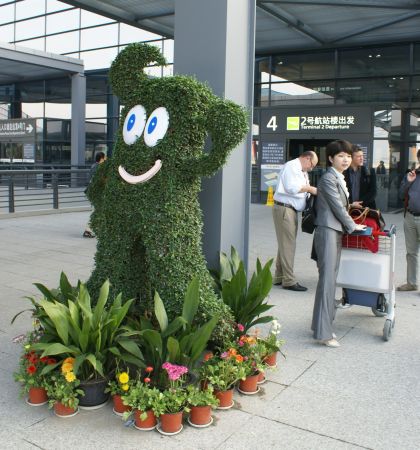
xmin=144 ymin=377 xmax=151 ymax=383
xmin=47 ymin=358 xmax=57 ymax=365
xmin=145 ymin=366 xmax=153 ymax=373
xmin=26 ymin=365 xmax=37 ymax=374
xmin=28 ymin=354 xmax=39 ymax=364
xmin=40 ymin=357 xmax=49 ymax=363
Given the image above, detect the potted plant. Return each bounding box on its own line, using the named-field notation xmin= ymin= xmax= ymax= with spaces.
xmin=199 ymin=350 xmax=246 ymax=409
xmin=13 ymin=331 xmax=56 ymax=406
xmin=45 ymin=360 xmax=84 ymax=417
xmin=122 ymin=379 xmax=161 ymax=431
xmin=105 ymin=369 xmax=135 ymax=415
xmin=27 ymin=277 xmax=144 ymax=408
xmin=236 ymin=335 xmax=266 ymax=394
xmin=152 ymin=363 xmax=188 ymax=435
xmin=186 ymin=384 xmax=219 ymax=427
xmin=259 ymin=319 xmax=286 ymax=368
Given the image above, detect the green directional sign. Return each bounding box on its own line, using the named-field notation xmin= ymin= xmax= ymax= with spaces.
xmin=287 ymin=116 xmax=300 ymax=130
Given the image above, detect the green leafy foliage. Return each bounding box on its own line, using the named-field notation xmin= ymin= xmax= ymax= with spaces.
xmin=122 ymin=381 xmax=161 ymax=421
xmin=87 ymin=43 xmax=248 ymax=345
xmin=199 ymin=354 xmax=246 ymax=391
xmin=28 ymin=277 xmax=144 ymax=380
xmin=185 ymin=385 xmax=219 ymax=408
xmin=212 ymin=248 xmax=275 ymax=332
xmin=45 ymin=372 xmax=84 ymax=410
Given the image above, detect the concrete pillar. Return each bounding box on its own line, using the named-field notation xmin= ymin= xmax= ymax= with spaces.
xmin=174 ymin=0 xmax=256 ymax=270
xmin=71 ymin=73 xmax=86 ymax=167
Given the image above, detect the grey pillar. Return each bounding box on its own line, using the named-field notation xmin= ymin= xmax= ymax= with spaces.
xmin=71 ymin=73 xmax=86 ymax=167
xmin=174 ymin=0 xmax=256 ymax=270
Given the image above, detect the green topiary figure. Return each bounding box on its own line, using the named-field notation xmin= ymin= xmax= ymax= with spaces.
xmin=87 ymin=43 xmax=249 ymax=343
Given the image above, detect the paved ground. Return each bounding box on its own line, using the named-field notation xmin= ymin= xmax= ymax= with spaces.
xmin=0 ymin=205 xmax=419 ymax=449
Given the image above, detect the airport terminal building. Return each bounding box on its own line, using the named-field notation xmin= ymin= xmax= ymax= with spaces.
xmin=1 ymin=0 xmax=420 ymax=212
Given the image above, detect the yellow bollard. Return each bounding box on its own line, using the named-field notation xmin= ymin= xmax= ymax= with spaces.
xmin=266 ymin=186 xmax=274 ymax=206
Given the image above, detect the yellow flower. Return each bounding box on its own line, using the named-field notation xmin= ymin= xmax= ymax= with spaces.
xmin=121 ymin=383 xmax=129 ymax=391
xmin=65 ymin=371 xmax=76 ymax=382
xmin=118 ymin=372 xmax=129 ymax=384
xmin=63 ymin=357 xmax=75 ymax=365
xmin=61 ymin=362 xmax=74 ymax=374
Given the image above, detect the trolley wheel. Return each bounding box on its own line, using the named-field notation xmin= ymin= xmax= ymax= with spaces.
xmin=372 ymin=294 xmax=387 ymax=317
xmin=383 ymin=319 xmax=393 ymax=341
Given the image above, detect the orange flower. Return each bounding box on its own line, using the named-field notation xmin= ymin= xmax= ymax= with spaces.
xmin=61 ymin=362 xmax=74 ymax=374
xmin=203 ymin=352 xmax=213 ymax=362
xmin=235 ymin=355 xmax=244 ymax=363
xmin=228 ymin=348 xmax=237 ymax=356
xmin=63 ymin=357 xmax=75 ymax=365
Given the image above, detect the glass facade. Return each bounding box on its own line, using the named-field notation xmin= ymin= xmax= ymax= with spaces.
xmin=0 ymin=0 xmax=173 ymax=165
xmin=254 ymin=43 xmax=420 ymax=210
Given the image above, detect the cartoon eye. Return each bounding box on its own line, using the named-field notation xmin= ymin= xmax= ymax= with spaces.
xmin=144 ymin=107 xmax=169 ymax=147
xmin=123 ymin=105 xmax=147 ymax=145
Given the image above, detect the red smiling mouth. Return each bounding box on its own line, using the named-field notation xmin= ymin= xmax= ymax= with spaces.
xmin=118 ymin=159 xmax=162 ymax=184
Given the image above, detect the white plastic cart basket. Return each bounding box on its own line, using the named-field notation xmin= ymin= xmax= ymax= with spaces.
xmin=336 ymin=225 xmax=396 ymax=341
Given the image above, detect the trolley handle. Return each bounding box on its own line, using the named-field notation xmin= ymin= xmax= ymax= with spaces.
xmin=383 ymin=224 xmax=396 ymax=237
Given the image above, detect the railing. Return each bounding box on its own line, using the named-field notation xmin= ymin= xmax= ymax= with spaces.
xmin=0 ymin=169 xmax=91 ymax=214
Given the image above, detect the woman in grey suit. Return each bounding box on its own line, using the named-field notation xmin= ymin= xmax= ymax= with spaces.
xmin=312 ymin=140 xmax=366 ymax=347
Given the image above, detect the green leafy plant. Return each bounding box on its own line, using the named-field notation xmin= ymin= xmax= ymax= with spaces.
xmin=258 ymin=319 xmax=286 ymax=358
xmin=122 ymin=381 xmax=161 ymax=421
xmin=138 ymin=277 xmax=219 ymax=387
xmin=105 ymin=369 xmax=135 ymax=396
xmin=199 ymin=351 xmax=247 ymax=391
xmin=186 ymin=385 xmax=219 ymax=408
xmin=45 ymin=371 xmax=84 ymax=410
xmin=87 ymin=43 xmax=248 ymax=345
xmin=212 ymin=248 xmax=275 ymax=333
xmin=28 ymin=277 xmax=144 ymax=380
xmin=236 ymin=335 xmax=267 ymax=376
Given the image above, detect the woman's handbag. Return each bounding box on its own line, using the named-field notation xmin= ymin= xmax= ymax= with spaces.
xmin=301 ymin=195 xmax=316 ymax=234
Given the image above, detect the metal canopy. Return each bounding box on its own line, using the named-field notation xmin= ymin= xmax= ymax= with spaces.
xmin=62 ymin=0 xmax=420 ymax=54
xmin=0 ymin=42 xmax=84 ymax=84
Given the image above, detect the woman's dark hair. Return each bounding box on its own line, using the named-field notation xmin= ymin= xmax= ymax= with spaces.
xmin=326 ymin=140 xmax=352 ymax=166
xmin=95 ymin=151 xmax=106 ymax=163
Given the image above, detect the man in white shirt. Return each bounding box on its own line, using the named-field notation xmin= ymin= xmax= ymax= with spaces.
xmin=273 ymin=151 xmax=318 ymax=291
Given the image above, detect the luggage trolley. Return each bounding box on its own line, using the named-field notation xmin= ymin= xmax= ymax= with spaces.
xmin=336 ymin=225 xmax=397 ymax=341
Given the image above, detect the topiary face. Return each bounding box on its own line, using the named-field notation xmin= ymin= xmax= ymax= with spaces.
xmin=87 ymin=43 xmax=249 ymax=345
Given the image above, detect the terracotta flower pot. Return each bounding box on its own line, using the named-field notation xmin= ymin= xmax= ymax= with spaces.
xmin=239 ymin=373 xmax=259 ymax=393
xmin=189 ymin=405 xmax=212 ymax=426
xmin=160 ymin=411 xmax=183 ymax=433
xmin=257 ymin=371 xmax=266 ymax=384
xmin=54 ymin=401 xmax=77 ymax=417
xmin=28 ymin=387 xmax=48 ymax=405
xmin=214 ymin=388 xmax=234 ymax=408
xmin=264 ymin=352 xmax=277 ymax=367
xmin=112 ymin=394 xmax=131 ymax=414
xmin=134 ymin=409 xmax=157 ymax=430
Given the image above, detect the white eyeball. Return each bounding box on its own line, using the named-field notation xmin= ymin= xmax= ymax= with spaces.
xmin=122 ymin=105 xmax=146 ymax=145
xmin=144 ymin=107 xmax=169 ymax=147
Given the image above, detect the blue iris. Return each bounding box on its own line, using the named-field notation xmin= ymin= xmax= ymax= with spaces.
xmin=148 ymin=117 xmax=157 ymax=134
xmin=127 ymin=113 xmax=136 ymax=131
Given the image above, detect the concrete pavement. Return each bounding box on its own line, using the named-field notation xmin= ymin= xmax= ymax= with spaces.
xmin=0 ymin=206 xmax=419 ymax=449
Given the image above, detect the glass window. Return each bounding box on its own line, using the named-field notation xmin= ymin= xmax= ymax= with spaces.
xmin=86 ymin=103 xmax=107 ymax=119
xmin=257 ymin=83 xmax=270 ymax=107
xmin=337 ymin=77 xmax=409 ymax=105
xmin=15 ymin=17 xmax=45 ymax=41
xmin=163 ymin=39 xmax=173 ymax=64
xmin=119 ymin=23 xmax=160 ymax=44
xmin=338 ymin=45 xmax=410 ymax=77
xmin=46 ymin=31 xmax=79 ymax=54
xmin=18 ymin=80 xmax=45 ymax=102
xmin=411 ymin=76 xmax=420 ymax=108
xmin=45 ymin=103 xmax=71 ymax=119
xmin=81 ymin=23 xmax=118 ymax=50
xmin=45 ymin=78 xmax=71 ymax=102
xmin=145 ymin=66 xmax=163 ymax=78
xmin=47 ymin=1 xmax=72 ymax=13
xmin=0 ymin=4 xmax=14 ymax=25
xmin=46 ymin=9 xmax=80 ymax=34
xmin=414 ymin=44 xmax=420 ymax=73
xmin=80 ymin=47 xmax=118 ymax=70
xmin=408 ymin=109 xmax=420 ymax=141
xmin=81 ymin=10 xmax=113 ymax=28
xmin=0 ymin=24 xmax=14 ymax=42
xmin=270 ymin=80 xmax=335 ymax=106
xmin=374 ymin=110 xmax=391 ymax=138
xmin=16 ymin=0 xmax=45 ymax=20
xmin=21 ymin=102 xmax=44 ymax=117
xmin=272 ymin=51 xmax=335 ymax=81
xmin=163 ymin=65 xmax=173 ymax=77
xmin=255 ymin=57 xmax=270 ymax=83
xmin=15 ymin=37 xmax=45 ymax=51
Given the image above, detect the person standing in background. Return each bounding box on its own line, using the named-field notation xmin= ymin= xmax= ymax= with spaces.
xmin=376 ymin=161 xmax=386 ymax=175
xmin=344 ymin=145 xmax=377 ymax=209
xmin=272 ymin=151 xmax=318 ymax=292
xmin=83 ymin=151 xmax=106 ymax=238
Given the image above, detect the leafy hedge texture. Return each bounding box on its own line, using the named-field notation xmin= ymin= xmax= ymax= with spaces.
xmin=87 ymin=43 xmax=249 ymax=343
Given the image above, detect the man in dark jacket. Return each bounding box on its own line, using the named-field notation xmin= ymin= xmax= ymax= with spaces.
xmin=344 ymin=145 xmax=377 ymax=209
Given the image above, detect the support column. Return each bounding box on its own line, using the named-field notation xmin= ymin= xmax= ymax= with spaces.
xmin=174 ymin=0 xmax=256 ymax=270
xmin=71 ymin=73 xmax=86 ymax=167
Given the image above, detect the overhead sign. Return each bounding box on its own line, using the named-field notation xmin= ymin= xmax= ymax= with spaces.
xmin=0 ymin=119 xmax=36 ymax=141
xmin=261 ymin=107 xmax=372 ymax=134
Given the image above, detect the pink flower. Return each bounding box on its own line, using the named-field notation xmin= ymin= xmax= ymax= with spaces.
xmin=237 ymin=323 xmax=245 ymax=332
xmin=238 ymin=341 xmax=244 ymax=347
xmin=221 ymin=352 xmax=229 ymax=359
